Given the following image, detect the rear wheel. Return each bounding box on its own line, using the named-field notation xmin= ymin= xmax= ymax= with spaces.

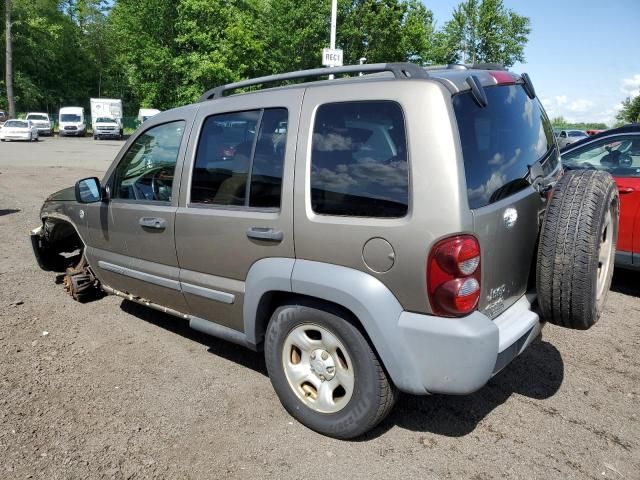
xmin=536 ymin=170 xmax=619 ymax=329
xmin=265 ymin=304 xmax=397 ymax=439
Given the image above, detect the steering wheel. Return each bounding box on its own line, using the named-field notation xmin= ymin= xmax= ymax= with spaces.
xmin=151 ymin=169 xmax=172 ymax=201
xmin=619 ymin=153 xmax=633 ymax=167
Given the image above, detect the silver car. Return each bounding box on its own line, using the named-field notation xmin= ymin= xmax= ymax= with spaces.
xmin=30 ymin=63 xmax=618 ymax=439
xmin=557 ymin=129 xmax=589 ymax=149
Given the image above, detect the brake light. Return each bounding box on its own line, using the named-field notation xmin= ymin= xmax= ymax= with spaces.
xmin=427 ymin=235 xmax=481 ymax=317
xmin=489 ymin=70 xmax=515 ymax=85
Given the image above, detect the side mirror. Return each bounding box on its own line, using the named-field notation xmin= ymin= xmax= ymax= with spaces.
xmin=75 ymin=177 xmax=102 ymax=203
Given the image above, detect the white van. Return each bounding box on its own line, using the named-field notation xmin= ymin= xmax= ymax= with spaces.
xmin=58 ymin=107 xmax=86 ymax=137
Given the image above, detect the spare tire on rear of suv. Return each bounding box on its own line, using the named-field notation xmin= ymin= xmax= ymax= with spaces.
xmin=536 ymin=169 xmax=619 ymax=330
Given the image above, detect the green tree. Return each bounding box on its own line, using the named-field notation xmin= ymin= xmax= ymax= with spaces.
xmin=340 ymin=0 xmax=435 ymax=65
xmin=435 ymin=0 xmax=530 ymax=67
xmin=107 ymin=0 xmax=181 ymax=109
xmin=616 ymin=95 xmax=640 ymax=124
xmin=173 ymin=0 xmax=266 ymax=104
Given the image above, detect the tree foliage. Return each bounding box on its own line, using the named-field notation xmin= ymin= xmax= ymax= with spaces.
xmin=616 ymin=95 xmax=640 ymax=125
xmin=434 ymin=0 xmax=530 ymax=67
xmin=2 ymin=0 xmax=534 ymax=114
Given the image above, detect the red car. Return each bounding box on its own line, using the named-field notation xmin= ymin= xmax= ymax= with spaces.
xmin=561 ymin=125 xmax=640 ymax=270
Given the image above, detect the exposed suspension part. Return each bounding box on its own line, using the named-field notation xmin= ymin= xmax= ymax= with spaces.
xmin=63 ymin=256 xmax=100 ymax=301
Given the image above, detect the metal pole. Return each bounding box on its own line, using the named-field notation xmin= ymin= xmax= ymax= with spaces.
xmin=330 ymin=0 xmax=337 ymax=50
xmin=329 ymin=0 xmax=337 ymax=79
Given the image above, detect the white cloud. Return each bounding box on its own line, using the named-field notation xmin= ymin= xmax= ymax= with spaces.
xmin=567 ymin=99 xmax=594 ymax=113
xmin=540 ymin=95 xmax=617 ymax=125
xmin=555 ymin=95 xmax=568 ymax=106
xmin=620 ymin=74 xmax=640 ymax=97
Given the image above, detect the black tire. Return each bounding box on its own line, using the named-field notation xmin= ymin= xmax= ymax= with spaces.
xmin=536 ymin=170 xmax=619 ymax=329
xmin=265 ymin=303 xmax=397 ymax=439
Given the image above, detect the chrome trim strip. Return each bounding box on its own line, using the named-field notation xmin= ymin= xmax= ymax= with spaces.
xmin=97 ymin=261 xmax=181 ymax=291
xmin=181 ymin=282 xmax=235 ymax=304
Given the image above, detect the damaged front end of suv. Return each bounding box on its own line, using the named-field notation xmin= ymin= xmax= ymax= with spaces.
xmin=30 ymin=186 xmax=99 ymax=300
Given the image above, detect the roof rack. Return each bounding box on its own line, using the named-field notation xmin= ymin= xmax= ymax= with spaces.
xmin=423 ymin=63 xmax=507 ymax=71
xmin=197 ymin=62 xmax=430 ymax=102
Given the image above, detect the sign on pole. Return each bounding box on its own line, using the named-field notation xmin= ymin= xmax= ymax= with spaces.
xmin=322 ymin=48 xmax=343 ymax=67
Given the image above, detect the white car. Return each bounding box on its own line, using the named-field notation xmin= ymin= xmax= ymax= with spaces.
xmin=25 ymin=112 xmax=52 ymax=136
xmin=557 ymin=129 xmax=589 ymax=149
xmin=0 ymin=119 xmax=39 ymax=142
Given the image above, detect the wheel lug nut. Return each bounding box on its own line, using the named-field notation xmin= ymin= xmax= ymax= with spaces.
xmin=310 ymin=352 xmax=316 ymax=360
xmin=321 ymin=351 xmax=329 ymax=360
xmin=319 ymin=374 xmax=325 ymax=381
xmin=326 ymin=366 xmax=335 ymax=374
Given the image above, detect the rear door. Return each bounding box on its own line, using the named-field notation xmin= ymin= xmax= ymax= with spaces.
xmin=174 ymin=90 xmax=302 ymax=332
xmin=453 ymin=83 xmax=560 ymax=318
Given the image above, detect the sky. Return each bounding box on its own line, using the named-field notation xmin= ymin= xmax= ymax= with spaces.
xmin=424 ymin=0 xmax=640 ymax=126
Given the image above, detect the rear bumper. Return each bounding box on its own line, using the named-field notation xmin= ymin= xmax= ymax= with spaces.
xmin=395 ymin=294 xmax=542 ymax=395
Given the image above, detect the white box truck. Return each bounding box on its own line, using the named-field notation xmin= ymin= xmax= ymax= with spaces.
xmin=138 ymin=108 xmax=161 ymax=124
xmin=58 ymin=107 xmax=86 ymax=137
xmin=90 ymin=98 xmax=123 ymax=139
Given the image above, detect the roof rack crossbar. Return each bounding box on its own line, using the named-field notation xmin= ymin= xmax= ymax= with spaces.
xmin=198 ymin=62 xmax=429 ymax=102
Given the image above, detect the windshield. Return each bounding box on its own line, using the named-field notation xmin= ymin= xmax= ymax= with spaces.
xmin=453 ymin=84 xmax=558 ymax=209
xmin=27 ymin=114 xmax=47 ymax=121
xmin=569 ymin=131 xmax=587 ymax=137
xmin=5 ymin=120 xmax=28 ymax=128
xmin=61 ymin=114 xmax=81 ymax=122
xmin=562 ymin=135 xmax=640 ymax=178
xmin=97 ymin=117 xmax=116 ymax=123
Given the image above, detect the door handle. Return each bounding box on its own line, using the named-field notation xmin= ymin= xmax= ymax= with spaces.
xmin=139 ymin=217 xmax=167 ymax=230
xmin=618 ymin=186 xmax=635 ymax=194
xmin=247 ymin=227 xmax=283 ymax=242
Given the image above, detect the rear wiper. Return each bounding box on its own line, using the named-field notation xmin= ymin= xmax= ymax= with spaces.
xmin=528 ymin=159 xmax=553 ymax=194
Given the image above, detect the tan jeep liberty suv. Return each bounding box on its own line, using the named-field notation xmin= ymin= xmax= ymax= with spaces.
xmin=31 ymin=63 xmax=619 ymax=438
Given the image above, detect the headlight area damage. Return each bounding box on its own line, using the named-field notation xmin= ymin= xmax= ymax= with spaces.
xmin=30 ymin=219 xmax=99 ymax=301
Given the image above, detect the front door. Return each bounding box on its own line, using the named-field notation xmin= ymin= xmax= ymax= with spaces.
xmin=175 ymin=91 xmax=302 ymax=331
xmin=85 ymin=119 xmax=191 ymax=312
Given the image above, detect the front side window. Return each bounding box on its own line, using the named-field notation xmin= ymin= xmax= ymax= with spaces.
xmin=562 ymin=135 xmax=640 ymax=177
xmin=191 ymin=108 xmax=287 ymax=208
xmin=310 ymin=101 xmax=408 ymax=217
xmin=113 ymin=121 xmax=185 ymax=202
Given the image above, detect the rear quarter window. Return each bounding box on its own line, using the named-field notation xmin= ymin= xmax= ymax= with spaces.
xmin=454 ymin=84 xmax=557 ymax=209
xmin=310 ymin=101 xmax=408 ymax=217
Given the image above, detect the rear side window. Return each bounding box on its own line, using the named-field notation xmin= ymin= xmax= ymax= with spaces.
xmin=311 ymin=101 xmax=408 ymax=217
xmin=453 ymin=84 xmax=557 ymax=209
xmin=191 ymin=108 xmax=288 ymax=208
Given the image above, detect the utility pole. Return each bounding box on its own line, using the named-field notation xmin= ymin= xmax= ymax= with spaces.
xmin=5 ymin=0 xmax=16 ymax=117
xmin=329 ymin=0 xmax=337 ymax=79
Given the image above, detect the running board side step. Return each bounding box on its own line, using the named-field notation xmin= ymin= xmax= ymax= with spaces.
xmin=188 ymin=316 xmax=249 ymax=348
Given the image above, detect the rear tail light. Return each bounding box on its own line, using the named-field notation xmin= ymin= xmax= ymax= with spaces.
xmin=427 ymin=235 xmax=481 ymax=317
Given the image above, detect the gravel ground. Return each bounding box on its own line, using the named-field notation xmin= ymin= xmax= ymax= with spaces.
xmin=0 ymin=137 xmax=639 ymax=479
